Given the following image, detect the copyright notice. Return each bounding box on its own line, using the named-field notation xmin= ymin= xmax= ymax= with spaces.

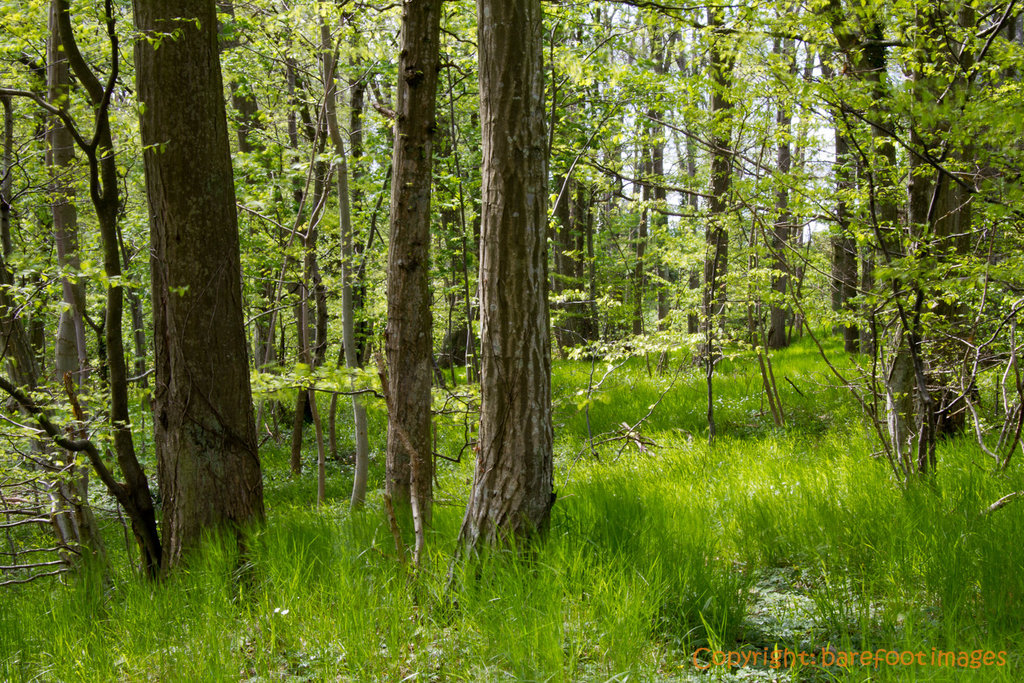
xmin=692 ymin=647 xmax=1008 ymax=671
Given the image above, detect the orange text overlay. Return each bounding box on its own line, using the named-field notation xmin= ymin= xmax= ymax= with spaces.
xmin=692 ymin=647 xmax=1008 ymax=670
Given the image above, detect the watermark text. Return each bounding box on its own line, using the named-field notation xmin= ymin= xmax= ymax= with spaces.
xmin=692 ymin=647 xmax=1008 ymax=670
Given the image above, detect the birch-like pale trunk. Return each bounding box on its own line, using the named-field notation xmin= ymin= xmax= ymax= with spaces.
xmin=319 ymin=20 xmax=371 ymax=509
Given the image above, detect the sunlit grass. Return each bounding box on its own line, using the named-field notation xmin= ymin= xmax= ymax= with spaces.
xmin=1 ymin=338 xmax=1021 ymax=680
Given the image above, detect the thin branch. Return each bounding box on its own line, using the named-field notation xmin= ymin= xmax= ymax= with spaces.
xmin=0 ymin=88 xmax=90 ymax=151
xmin=0 ymin=568 xmax=70 ymax=587
xmin=982 ymin=490 xmax=1023 ymax=515
xmin=0 ymin=375 xmax=129 ymax=508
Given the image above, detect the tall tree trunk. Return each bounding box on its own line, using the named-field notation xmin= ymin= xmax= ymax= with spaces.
xmin=329 ymin=58 xmax=369 ymax=461
xmin=319 ymin=19 xmax=371 ymax=509
xmin=217 ymin=0 xmax=261 ymax=155
xmin=831 ymin=124 xmax=859 ymax=352
xmin=632 ymin=160 xmax=649 ymax=337
xmin=703 ymin=9 xmax=733 ymax=442
xmin=828 ymin=1 xmax=929 ymax=474
xmin=652 ymin=147 xmax=669 ymax=331
xmin=705 ymin=10 xmax=732 ymax=341
xmin=0 ymin=95 xmax=11 ymax=261
xmin=575 ymin=184 xmax=597 ymax=342
xmin=675 ymin=41 xmax=701 ymax=335
xmin=459 ymin=0 xmax=554 ymax=549
xmin=134 ymin=0 xmax=264 ymax=567
xmin=348 ymin=53 xmax=373 ymax=368
xmin=585 ymin=190 xmax=598 ymax=341
xmin=0 ymin=100 xmax=74 ymax=555
xmin=289 ymin=159 xmax=327 ymax=476
xmin=47 ymin=0 xmax=105 ymax=559
xmin=685 ymin=134 xmax=699 ymax=336
xmin=767 ymin=37 xmax=795 ymax=350
xmin=826 ymin=0 xmax=891 ymax=357
xmin=55 ymin=0 xmax=163 ymax=574
xmin=647 ymin=30 xmax=669 ymax=335
xmin=860 ymin=32 xmax=895 ymax=360
xmin=552 ymin=173 xmax=571 ymax=350
xmin=3 ymin=1 xmax=161 ymax=574
xmin=0 ymin=99 xmax=36 ymax=390
xmin=886 ymin=2 xmax=976 ymax=471
xmin=384 ymin=0 xmax=441 ymax=529
xmin=553 ymin=176 xmax=593 ymax=349
xmin=928 ymin=3 xmax=974 ymax=440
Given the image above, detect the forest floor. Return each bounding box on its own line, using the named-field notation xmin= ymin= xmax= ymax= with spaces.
xmin=2 ymin=338 xmax=1022 ymax=681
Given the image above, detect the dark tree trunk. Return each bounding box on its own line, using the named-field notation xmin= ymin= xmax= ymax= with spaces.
xmin=704 ymin=10 xmax=732 ymax=347
xmin=384 ymin=0 xmax=442 ymax=527
xmin=652 ymin=146 xmax=670 ymax=331
xmin=648 ymin=31 xmax=670 ymax=334
xmin=767 ymin=37 xmax=795 ymax=350
xmin=348 ymin=58 xmax=373 ymax=368
xmin=553 ymin=176 xmax=593 ymax=349
xmin=291 ymin=385 xmax=307 ymax=475
xmin=832 ymin=127 xmax=859 ymax=352
xmin=459 ymin=0 xmax=554 ymax=549
xmin=217 ymin=0 xmax=261 ymax=155
xmin=134 ymin=0 xmax=264 ymax=567
xmin=676 ymin=45 xmax=701 ymax=336
xmin=928 ymin=4 xmax=974 ymax=441
xmin=825 ymin=0 xmax=892 ymax=358
xmin=552 ymin=173 xmax=572 ymax=350
xmin=703 ymin=9 xmax=733 ymax=442
xmin=288 ymin=158 xmax=328 ymax=476
xmin=0 ymin=100 xmax=36 ymax=390
xmin=585 ymin=191 xmax=598 ymax=341
xmin=631 ymin=153 xmax=650 ymax=337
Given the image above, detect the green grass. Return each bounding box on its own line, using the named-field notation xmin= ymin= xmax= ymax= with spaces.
xmin=2 ymin=337 xmax=1022 ymax=681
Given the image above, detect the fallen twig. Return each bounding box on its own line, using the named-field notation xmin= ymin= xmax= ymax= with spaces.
xmin=982 ymin=490 xmax=1023 ymax=516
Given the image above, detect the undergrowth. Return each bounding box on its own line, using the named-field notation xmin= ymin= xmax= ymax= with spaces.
xmin=1 ymin=338 xmax=1021 ymax=681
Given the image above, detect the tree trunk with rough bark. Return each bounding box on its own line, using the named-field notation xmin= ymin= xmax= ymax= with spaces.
xmin=459 ymin=0 xmax=554 ymax=550
xmin=0 ymin=100 xmax=36 ymax=391
xmin=703 ymin=9 xmax=733 ymax=442
xmin=384 ymin=0 xmax=442 ymax=526
xmin=134 ymin=0 xmax=264 ymax=567
xmin=831 ymin=125 xmax=859 ymax=353
xmin=767 ymin=37 xmax=795 ymax=350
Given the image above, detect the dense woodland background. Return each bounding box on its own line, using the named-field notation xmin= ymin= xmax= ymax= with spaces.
xmin=2 ymin=0 xmax=1024 ymax=679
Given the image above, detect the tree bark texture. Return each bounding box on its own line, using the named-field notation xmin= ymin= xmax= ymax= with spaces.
xmin=768 ymin=37 xmax=794 ymax=350
xmin=651 ymin=136 xmax=670 ymax=330
xmin=459 ymin=0 xmax=555 ymax=549
xmin=48 ymin=3 xmax=89 ymax=384
xmin=832 ymin=128 xmax=859 ymax=352
xmin=703 ymin=10 xmax=733 ymax=442
xmin=0 ymin=98 xmax=36 ymax=390
xmin=553 ymin=177 xmax=594 ymax=349
xmin=704 ymin=11 xmax=732 ymax=344
xmin=134 ymin=0 xmax=264 ymax=567
xmin=385 ymin=0 xmax=442 ymax=524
